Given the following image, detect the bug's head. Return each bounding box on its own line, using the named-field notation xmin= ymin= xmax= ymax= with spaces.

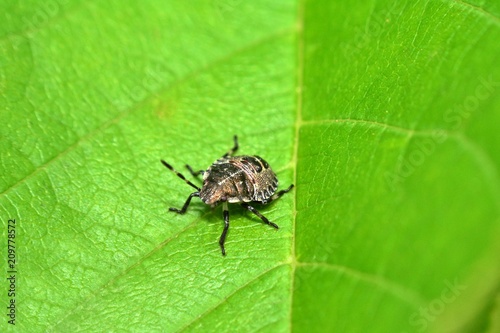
xmin=200 ymin=177 xmax=245 ymax=206
xmin=199 ymin=183 xmax=225 ymax=206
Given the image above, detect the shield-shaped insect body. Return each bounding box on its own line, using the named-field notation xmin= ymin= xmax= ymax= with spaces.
xmin=161 ymin=135 xmax=294 ymax=255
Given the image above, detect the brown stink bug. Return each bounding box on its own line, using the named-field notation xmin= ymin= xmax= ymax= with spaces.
xmin=161 ymin=135 xmax=294 ymax=255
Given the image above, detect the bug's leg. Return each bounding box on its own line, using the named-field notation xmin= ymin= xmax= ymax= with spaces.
xmin=241 ymin=203 xmax=279 ymax=229
xmin=161 ymin=160 xmax=200 ymax=191
xmin=219 ymin=202 xmax=229 ymax=256
xmin=185 ymin=164 xmax=205 ymax=178
xmin=222 ymin=135 xmax=239 ymax=158
xmin=169 ymin=192 xmax=200 ymax=214
xmin=265 ymin=184 xmax=294 ymax=204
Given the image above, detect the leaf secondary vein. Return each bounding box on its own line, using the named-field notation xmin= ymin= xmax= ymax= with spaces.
xmin=300 ymin=118 xmax=500 ymax=205
xmin=296 ymin=261 xmax=426 ymax=308
xmin=0 ymin=27 xmax=295 ymax=200
xmin=50 ymin=211 xmax=210 ymax=331
xmin=176 ymin=264 xmax=286 ymax=333
xmin=447 ymin=0 xmax=500 ymax=24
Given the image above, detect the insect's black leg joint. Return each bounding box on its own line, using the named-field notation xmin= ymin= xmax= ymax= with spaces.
xmin=233 ymin=135 xmax=238 ymax=150
xmin=266 ymin=184 xmax=294 ymax=204
xmin=241 ymin=203 xmax=279 ymax=229
xmin=169 ymin=192 xmax=199 ymax=215
xmin=219 ymin=202 xmax=229 ymax=256
xmin=186 ymin=164 xmax=204 ymax=178
xmin=222 ymin=135 xmax=239 ymax=158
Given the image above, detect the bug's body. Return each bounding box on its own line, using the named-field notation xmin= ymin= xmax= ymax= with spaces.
xmin=161 ymin=136 xmax=293 ymax=256
xmin=200 ymin=156 xmax=278 ymax=205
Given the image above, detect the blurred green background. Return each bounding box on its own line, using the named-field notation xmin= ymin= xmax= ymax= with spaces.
xmin=1 ymin=0 xmax=499 ymax=332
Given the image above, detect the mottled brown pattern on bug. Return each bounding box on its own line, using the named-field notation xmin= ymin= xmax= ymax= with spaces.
xmin=199 ymin=156 xmax=278 ymax=206
xmin=161 ymin=135 xmax=294 ymax=256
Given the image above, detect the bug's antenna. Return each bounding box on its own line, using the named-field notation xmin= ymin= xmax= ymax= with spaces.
xmin=161 ymin=160 xmax=201 ymax=191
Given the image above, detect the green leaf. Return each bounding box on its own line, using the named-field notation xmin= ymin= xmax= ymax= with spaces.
xmin=1 ymin=0 xmax=499 ymax=332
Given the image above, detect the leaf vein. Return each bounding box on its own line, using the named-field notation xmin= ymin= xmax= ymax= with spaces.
xmin=0 ymin=28 xmax=295 ymax=199
xmin=176 ymin=263 xmax=286 ymax=333
xmin=446 ymin=0 xmax=500 ymax=24
xmin=49 ymin=212 xmax=209 ymax=331
xmin=288 ymin=0 xmax=306 ymax=331
xmin=297 ymin=261 xmax=427 ymax=308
